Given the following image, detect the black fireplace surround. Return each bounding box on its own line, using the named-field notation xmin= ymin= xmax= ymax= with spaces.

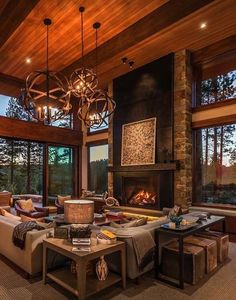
xmin=111 ymin=54 xmax=174 ymax=210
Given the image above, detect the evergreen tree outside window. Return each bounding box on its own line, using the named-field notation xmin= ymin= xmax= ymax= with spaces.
xmin=194 ymin=69 xmax=236 ymax=205
xmin=0 ymin=94 xmax=73 ymax=128
xmin=199 ymin=70 xmax=236 ymax=106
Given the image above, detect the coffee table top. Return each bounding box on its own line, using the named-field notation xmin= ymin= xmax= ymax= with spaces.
xmin=43 ymin=237 xmax=124 ymax=259
xmin=156 ymin=215 xmax=225 ymax=237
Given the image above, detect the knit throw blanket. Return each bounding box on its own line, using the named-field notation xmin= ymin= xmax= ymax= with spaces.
xmin=12 ymin=221 xmax=44 ymax=249
xmin=104 ymin=227 xmax=156 ymax=271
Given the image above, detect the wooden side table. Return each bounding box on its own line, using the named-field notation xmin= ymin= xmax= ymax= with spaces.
xmin=43 ymin=238 xmax=126 ymax=300
xmin=155 ymin=215 xmax=226 ymax=289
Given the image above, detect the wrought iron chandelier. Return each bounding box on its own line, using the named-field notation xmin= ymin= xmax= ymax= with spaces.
xmin=74 ymin=11 xmax=116 ymax=129
xmin=70 ymin=7 xmax=98 ymax=98
xmin=20 ymin=18 xmax=71 ymax=124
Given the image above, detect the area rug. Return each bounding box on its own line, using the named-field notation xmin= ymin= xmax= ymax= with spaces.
xmin=0 ymin=243 xmax=235 ymax=300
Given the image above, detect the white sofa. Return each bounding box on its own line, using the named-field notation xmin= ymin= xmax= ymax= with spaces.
xmin=0 ymin=215 xmax=59 ymax=276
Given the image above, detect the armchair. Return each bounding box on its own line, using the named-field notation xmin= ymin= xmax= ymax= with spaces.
xmin=55 ymin=195 xmax=71 ymax=214
xmin=15 ymin=200 xmax=49 ymax=219
xmin=0 ymin=191 xmax=13 ymax=212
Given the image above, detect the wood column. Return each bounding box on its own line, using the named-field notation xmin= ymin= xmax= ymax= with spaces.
xmin=174 ymin=49 xmax=193 ymax=207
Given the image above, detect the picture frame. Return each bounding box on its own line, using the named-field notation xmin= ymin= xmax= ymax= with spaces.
xmin=121 ymin=117 xmax=156 ymax=166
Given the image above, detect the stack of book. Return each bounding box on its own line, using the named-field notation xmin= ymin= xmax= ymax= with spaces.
xmin=71 ymin=238 xmax=91 ymax=252
xmin=97 ymin=229 xmax=117 ymax=244
xmin=72 ymin=238 xmax=91 ymax=246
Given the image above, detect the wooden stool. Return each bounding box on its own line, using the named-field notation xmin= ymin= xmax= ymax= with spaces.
xmin=161 ymin=241 xmax=205 ymax=284
xmin=195 ymin=231 xmax=229 ymax=263
xmin=184 ymin=235 xmax=217 ymax=273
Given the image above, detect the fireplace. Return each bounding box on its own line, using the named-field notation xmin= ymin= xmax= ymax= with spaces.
xmin=113 ymin=170 xmax=173 ymax=210
xmin=122 ymin=174 xmax=160 ymax=209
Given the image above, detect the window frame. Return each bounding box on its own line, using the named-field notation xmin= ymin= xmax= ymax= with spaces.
xmin=192 ymin=60 xmax=236 ymax=208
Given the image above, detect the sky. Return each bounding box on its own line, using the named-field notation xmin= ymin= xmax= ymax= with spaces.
xmin=90 ymin=144 xmax=108 ymax=162
xmin=0 ymin=95 xmax=10 ymax=115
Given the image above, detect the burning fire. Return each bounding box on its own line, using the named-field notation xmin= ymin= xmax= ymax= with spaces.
xmin=129 ymin=190 xmax=156 ymax=206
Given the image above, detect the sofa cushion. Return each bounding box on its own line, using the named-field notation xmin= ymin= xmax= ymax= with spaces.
xmin=0 ymin=208 xmax=21 ymax=221
xmin=18 ymin=199 xmax=35 ymax=212
xmin=58 ymin=195 xmax=71 ymax=206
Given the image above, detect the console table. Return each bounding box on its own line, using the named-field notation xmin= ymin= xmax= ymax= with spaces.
xmin=155 ymin=215 xmax=226 ymax=289
xmin=43 ymin=238 xmax=126 ymax=300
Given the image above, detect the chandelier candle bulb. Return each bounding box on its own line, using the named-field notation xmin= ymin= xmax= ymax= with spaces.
xmin=38 ymin=107 xmax=42 ymax=119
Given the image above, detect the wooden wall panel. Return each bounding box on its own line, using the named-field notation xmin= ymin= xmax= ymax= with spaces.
xmin=0 ymin=116 xmax=83 ymax=146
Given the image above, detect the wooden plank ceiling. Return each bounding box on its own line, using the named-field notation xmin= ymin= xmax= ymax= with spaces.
xmin=0 ymin=0 xmax=235 ymax=97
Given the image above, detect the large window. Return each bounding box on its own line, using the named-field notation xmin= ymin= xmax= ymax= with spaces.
xmin=88 ymin=143 xmax=108 ymax=194
xmin=194 ymin=125 xmax=236 ymax=205
xmin=0 ymin=138 xmax=43 ymax=195
xmin=0 ymin=94 xmax=73 ymax=128
xmin=48 ymin=146 xmax=74 ymax=205
xmin=0 ymin=95 xmax=30 ymax=120
xmin=198 ymin=70 xmax=236 ymax=106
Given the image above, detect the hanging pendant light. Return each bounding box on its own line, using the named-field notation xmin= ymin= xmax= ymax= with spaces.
xmin=20 ymin=18 xmax=71 ymax=125
xmin=70 ymin=7 xmax=98 ymax=98
xmin=78 ymin=22 xmax=116 ymax=129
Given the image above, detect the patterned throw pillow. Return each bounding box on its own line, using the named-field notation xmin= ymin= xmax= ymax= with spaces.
xmin=18 ymin=199 xmax=35 ymax=212
xmin=57 ymin=195 xmax=71 ymax=206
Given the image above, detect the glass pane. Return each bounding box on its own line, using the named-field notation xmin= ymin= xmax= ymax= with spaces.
xmin=0 ymin=138 xmax=43 ymax=196
xmin=199 ymin=70 xmax=236 ymax=106
xmin=51 ymin=114 xmax=73 ymax=129
xmin=48 ymin=146 xmax=74 ymax=205
xmin=195 ymin=125 xmax=236 ymax=205
xmin=29 ymin=142 xmax=43 ymax=195
xmin=0 ymin=94 xmax=32 ymax=121
xmin=89 ymin=113 xmax=108 ymax=133
xmin=89 ymin=144 xmax=108 ymax=194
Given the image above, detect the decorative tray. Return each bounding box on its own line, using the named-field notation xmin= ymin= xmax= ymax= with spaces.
xmin=161 ymin=223 xmax=199 ymax=231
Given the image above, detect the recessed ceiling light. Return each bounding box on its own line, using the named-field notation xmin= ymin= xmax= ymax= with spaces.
xmin=200 ymin=22 xmax=207 ymax=29
xmin=25 ymin=58 xmax=31 ymax=64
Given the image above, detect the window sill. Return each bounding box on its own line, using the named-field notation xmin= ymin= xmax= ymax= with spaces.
xmin=192 ymin=202 xmax=236 ymax=211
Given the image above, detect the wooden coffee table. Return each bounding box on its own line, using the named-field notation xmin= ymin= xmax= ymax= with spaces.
xmin=43 ymin=238 xmax=126 ymax=300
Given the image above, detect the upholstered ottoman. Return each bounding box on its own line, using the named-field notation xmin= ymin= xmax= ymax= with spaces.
xmin=195 ymin=231 xmax=229 ymax=263
xmin=184 ymin=235 xmax=217 ymax=273
xmin=161 ymin=241 xmax=205 ymax=284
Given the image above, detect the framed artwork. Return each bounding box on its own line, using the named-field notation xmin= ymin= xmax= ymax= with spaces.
xmin=121 ymin=117 xmax=156 ymax=166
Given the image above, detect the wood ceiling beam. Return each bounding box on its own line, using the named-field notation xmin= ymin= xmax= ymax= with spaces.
xmin=0 ymin=72 xmax=24 ymax=89
xmin=0 ymin=72 xmax=25 ymax=97
xmin=192 ymin=34 xmax=236 ymax=65
xmin=0 ymin=0 xmax=40 ymax=48
xmin=61 ymin=0 xmax=215 ymax=76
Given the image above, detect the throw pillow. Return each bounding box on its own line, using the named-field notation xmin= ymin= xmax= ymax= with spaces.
xmin=0 ymin=208 xmax=21 ymax=221
xmin=18 ymin=199 xmax=35 ymax=212
xmin=20 ymin=214 xmax=44 ymax=223
xmin=135 ymin=217 xmax=148 ymax=227
xmin=57 ymin=195 xmax=71 ymax=206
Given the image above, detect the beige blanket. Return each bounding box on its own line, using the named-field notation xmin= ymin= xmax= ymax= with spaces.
xmin=107 ymin=227 xmax=156 ymax=270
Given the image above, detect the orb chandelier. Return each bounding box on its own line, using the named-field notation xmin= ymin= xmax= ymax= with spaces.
xmin=78 ymin=89 xmax=116 ymax=129
xmin=69 ymin=7 xmax=98 ymax=98
xmin=76 ymin=21 xmax=116 ymax=129
xmin=20 ymin=18 xmax=71 ymax=124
